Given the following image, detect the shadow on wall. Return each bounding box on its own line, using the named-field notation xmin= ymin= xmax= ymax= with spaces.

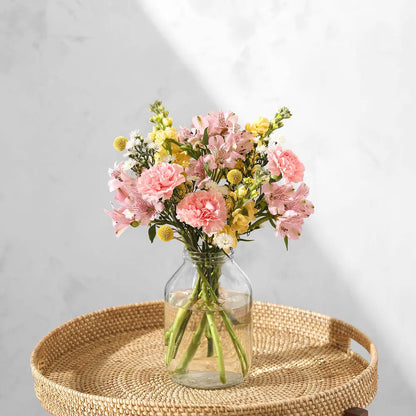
xmin=238 ymin=233 xmax=416 ymax=414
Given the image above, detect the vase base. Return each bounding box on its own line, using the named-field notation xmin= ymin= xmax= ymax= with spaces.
xmin=171 ymin=371 xmax=243 ymax=389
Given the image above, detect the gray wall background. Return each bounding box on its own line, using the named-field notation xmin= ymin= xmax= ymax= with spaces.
xmin=1 ymin=0 xmax=415 ymax=414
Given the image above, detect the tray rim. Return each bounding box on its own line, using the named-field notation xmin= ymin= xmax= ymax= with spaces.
xmin=30 ymin=300 xmax=378 ymax=412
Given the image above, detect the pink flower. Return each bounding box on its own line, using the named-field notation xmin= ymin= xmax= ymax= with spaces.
xmin=185 ymin=154 xmax=217 ymax=187
xmin=231 ymin=131 xmax=254 ymax=156
xmin=178 ymin=111 xmax=244 ymax=145
xmin=267 ymin=146 xmax=305 ymax=183
xmin=176 ymin=189 xmax=227 ymax=235
xmin=263 ymin=182 xmax=314 ymax=218
xmin=105 ymin=193 xmax=163 ymax=236
xmin=104 ymin=206 xmax=132 ymax=237
xmin=284 ymin=183 xmax=314 ymax=217
xmin=275 ymin=211 xmax=304 ymax=240
xmin=207 ymin=135 xmax=242 ymax=168
xmin=262 ymin=182 xmax=295 ymax=215
xmin=136 ymin=162 xmax=185 ymax=201
xmin=193 ymin=111 xmax=240 ymax=137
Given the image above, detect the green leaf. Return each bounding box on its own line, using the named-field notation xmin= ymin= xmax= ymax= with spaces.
xmin=284 ymin=236 xmax=289 ymax=251
xmin=148 ymin=224 xmax=156 ymax=243
xmin=164 ymin=138 xmax=180 ymax=147
xmin=238 ymin=238 xmax=254 ymax=242
xmin=202 ymin=127 xmax=209 ymax=146
xmin=163 ymin=141 xmax=172 ymax=154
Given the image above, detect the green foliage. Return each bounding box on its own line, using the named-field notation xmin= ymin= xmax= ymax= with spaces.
xmin=148 ymin=224 xmax=156 ymax=243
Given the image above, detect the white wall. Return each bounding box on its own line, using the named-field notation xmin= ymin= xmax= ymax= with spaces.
xmin=1 ymin=0 xmax=415 ymax=414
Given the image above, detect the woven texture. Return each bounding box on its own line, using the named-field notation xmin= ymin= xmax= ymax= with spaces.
xmin=31 ymin=301 xmax=378 ymax=416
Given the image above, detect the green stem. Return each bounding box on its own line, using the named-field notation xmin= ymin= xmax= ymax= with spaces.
xmin=199 ymin=273 xmax=249 ymax=375
xmin=220 ymin=310 xmax=249 ymax=375
xmin=205 ymin=324 xmax=214 ymax=357
xmin=201 ymin=281 xmax=226 ymax=384
xmin=165 ymin=281 xmax=200 ymax=365
xmin=206 ymin=311 xmax=226 ymax=384
xmin=175 ymin=314 xmax=207 ymax=374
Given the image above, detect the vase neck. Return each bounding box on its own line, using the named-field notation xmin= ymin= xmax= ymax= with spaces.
xmin=183 ymin=248 xmax=233 ymax=266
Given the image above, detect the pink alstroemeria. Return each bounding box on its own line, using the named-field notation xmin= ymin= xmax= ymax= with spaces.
xmin=263 ymin=182 xmax=314 ymax=218
xmin=267 ymin=146 xmax=305 ymax=183
xmin=262 ymin=181 xmax=295 ymax=215
xmin=274 ymin=210 xmax=304 ymax=240
xmin=104 ymin=206 xmax=133 ymax=237
xmin=207 ymin=135 xmax=242 ymax=168
xmin=230 ymin=131 xmax=254 ymax=156
xmin=178 ymin=111 xmax=242 ymax=144
xmin=123 ymin=196 xmax=163 ymax=226
xmin=284 ymin=183 xmax=314 ymax=217
xmin=185 ymin=154 xmax=217 ymax=187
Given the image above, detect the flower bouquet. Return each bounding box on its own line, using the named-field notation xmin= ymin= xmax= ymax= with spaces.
xmin=106 ymin=100 xmax=313 ymax=388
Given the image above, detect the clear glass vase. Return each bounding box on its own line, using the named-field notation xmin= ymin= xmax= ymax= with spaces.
xmin=164 ymin=248 xmax=252 ymax=389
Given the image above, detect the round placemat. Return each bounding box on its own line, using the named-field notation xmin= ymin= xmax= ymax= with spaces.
xmin=31 ymin=301 xmax=377 ymax=415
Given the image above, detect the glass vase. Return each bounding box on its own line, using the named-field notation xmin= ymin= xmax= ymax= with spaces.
xmin=164 ymin=248 xmax=252 ymax=389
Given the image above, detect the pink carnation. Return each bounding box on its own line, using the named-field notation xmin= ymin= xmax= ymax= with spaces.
xmin=267 ymin=146 xmax=305 ymax=183
xmin=136 ymin=162 xmax=185 ymax=201
xmin=176 ymin=189 xmax=227 ymax=235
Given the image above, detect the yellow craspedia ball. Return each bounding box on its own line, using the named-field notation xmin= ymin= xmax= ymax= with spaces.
xmin=227 ymin=169 xmax=243 ymax=185
xmin=157 ymin=225 xmax=174 ymax=242
xmin=113 ymin=136 xmax=128 ymax=151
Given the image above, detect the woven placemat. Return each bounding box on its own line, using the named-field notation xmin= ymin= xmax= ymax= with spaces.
xmin=31 ymin=301 xmax=377 ymax=416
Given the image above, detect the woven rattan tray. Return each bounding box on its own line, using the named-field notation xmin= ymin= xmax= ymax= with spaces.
xmin=31 ymin=301 xmax=377 ymax=416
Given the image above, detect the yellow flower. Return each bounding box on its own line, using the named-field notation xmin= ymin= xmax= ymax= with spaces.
xmin=155 ymin=130 xmax=166 ymax=145
xmin=231 ymin=209 xmax=251 ymax=234
xmin=164 ymin=126 xmax=178 ymax=140
xmin=237 ymin=186 xmax=248 ymax=198
xmin=227 ymin=169 xmax=243 ymax=185
xmin=113 ymin=136 xmax=128 ymax=151
xmin=245 ymin=117 xmax=269 ymax=136
xmin=234 ymin=160 xmax=245 ymax=170
xmin=157 ymin=225 xmax=174 ymax=242
xmin=163 ymin=117 xmax=173 ymax=127
xmin=243 ymin=200 xmax=257 ymax=222
xmin=154 ymin=148 xmax=167 ymax=164
xmin=171 ymin=143 xmax=190 ymax=167
xmin=225 ymin=196 xmax=234 ymax=211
